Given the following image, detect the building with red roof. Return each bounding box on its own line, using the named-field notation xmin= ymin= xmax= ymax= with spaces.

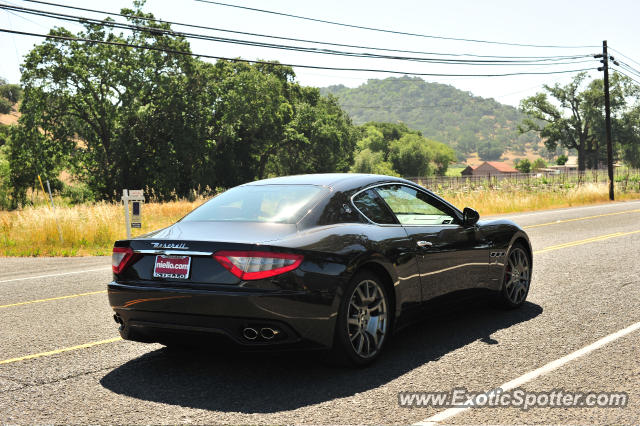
xmin=461 ymin=161 xmax=519 ymax=176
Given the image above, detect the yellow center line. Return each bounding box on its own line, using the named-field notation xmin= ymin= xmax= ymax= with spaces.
xmin=523 ymin=208 xmax=640 ymax=229
xmin=534 ymin=229 xmax=640 ymax=254
xmin=0 ymin=290 xmax=107 ymax=309
xmin=0 ymin=337 xmax=122 ymax=366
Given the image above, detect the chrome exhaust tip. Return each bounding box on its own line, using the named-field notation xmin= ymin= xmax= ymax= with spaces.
xmin=243 ymin=327 xmax=258 ymax=340
xmin=113 ymin=314 xmax=124 ymax=331
xmin=260 ymin=327 xmax=279 ymax=340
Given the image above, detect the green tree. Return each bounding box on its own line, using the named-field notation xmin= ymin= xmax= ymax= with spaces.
xmin=531 ymin=158 xmax=547 ymax=171
xmin=520 ymin=72 xmax=639 ymax=171
xmin=356 ymin=126 xmax=387 ymax=153
xmin=477 ymin=139 xmax=504 ymax=161
xmin=267 ymin=90 xmax=357 ymax=177
xmin=515 ymin=158 xmax=531 ymax=173
xmin=457 ymin=130 xmax=478 ymax=154
xmin=351 ymin=122 xmax=420 ymax=175
xmin=430 ymin=139 xmax=457 ymax=175
xmin=388 ymin=134 xmax=433 ymax=176
xmin=618 ymin=105 xmax=640 ymax=168
xmin=0 ymin=124 xmax=9 ymax=147
xmin=351 ymin=121 xmax=453 ymax=176
xmin=208 ymin=62 xmax=357 ymax=186
xmin=10 ymin=1 xmax=358 ymax=203
xmin=210 ymin=61 xmax=295 ymax=187
xmin=351 ymin=149 xmax=397 ymax=176
xmin=0 ymin=84 xmax=23 ymax=104
xmin=581 ymin=73 xmax=640 ymax=168
xmin=11 ymin=4 xmax=212 ymax=202
xmin=0 ymin=126 xmax=10 ymax=209
xmin=556 ymin=154 xmax=568 ymax=165
xmin=363 ymin=121 xmax=422 ymax=144
xmin=0 ymin=99 xmax=11 ymax=114
xmin=388 ymin=134 xmax=455 ymax=176
xmin=520 ymin=73 xmax=593 ymax=171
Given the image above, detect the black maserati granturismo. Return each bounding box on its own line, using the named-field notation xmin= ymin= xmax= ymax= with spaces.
xmin=109 ymin=173 xmax=532 ymax=365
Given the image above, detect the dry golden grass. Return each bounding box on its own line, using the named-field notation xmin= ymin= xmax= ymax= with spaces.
xmin=444 ymin=183 xmax=640 ymax=216
xmin=0 ymin=199 xmax=205 ymax=256
xmin=1 ymin=183 xmax=639 ymax=256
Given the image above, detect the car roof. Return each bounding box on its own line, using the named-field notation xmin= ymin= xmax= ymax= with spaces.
xmin=242 ymin=173 xmax=410 ymax=191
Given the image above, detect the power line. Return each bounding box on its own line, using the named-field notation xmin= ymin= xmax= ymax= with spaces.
xmin=0 ymin=27 xmax=597 ymax=78
xmin=21 ymin=0 xmax=597 ymax=60
xmin=611 ymin=66 xmax=640 ymax=86
xmin=609 ymin=47 xmax=640 ymax=71
xmin=0 ymin=4 xmax=596 ymax=67
xmin=4 ymin=9 xmax=22 ymax=76
xmin=14 ymin=0 xmax=590 ymax=62
xmin=616 ymin=61 xmax=640 ymax=79
xmin=194 ymin=0 xmax=600 ymax=49
xmin=3 ymin=6 xmax=44 ymax=27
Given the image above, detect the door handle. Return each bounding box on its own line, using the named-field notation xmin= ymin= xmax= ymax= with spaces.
xmin=416 ymin=240 xmax=433 ymax=248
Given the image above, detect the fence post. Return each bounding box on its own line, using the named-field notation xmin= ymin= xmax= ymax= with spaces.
xmin=122 ymin=189 xmax=131 ymax=239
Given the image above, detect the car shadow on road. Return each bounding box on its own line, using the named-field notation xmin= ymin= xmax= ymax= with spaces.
xmin=100 ymin=300 xmax=542 ymax=413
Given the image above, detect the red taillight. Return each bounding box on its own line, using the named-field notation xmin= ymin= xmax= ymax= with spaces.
xmin=213 ymin=251 xmax=304 ymax=280
xmin=112 ymin=247 xmax=135 ymax=274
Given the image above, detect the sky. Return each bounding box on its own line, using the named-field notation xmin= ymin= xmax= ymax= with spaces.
xmin=1 ymin=0 xmax=640 ymax=107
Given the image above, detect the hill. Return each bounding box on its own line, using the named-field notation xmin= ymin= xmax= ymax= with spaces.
xmin=320 ymin=76 xmax=540 ymax=160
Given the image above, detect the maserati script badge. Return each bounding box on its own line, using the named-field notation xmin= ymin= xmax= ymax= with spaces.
xmin=150 ymin=242 xmax=189 ymax=250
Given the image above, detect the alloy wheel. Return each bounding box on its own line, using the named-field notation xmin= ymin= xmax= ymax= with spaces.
xmin=504 ymin=247 xmax=530 ymax=305
xmin=347 ymin=279 xmax=388 ymax=358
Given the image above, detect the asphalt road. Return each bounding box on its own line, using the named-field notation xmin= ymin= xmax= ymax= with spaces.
xmin=1 ymin=200 xmax=639 ymax=424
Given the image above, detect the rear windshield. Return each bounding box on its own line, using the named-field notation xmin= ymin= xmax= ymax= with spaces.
xmin=182 ymin=184 xmax=326 ymax=224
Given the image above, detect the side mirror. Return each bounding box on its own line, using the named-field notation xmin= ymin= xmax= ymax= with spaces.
xmin=462 ymin=207 xmax=480 ymax=227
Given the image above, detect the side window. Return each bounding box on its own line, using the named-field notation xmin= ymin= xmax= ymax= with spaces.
xmin=352 ymin=189 xmax=397 ymax=224
xmin=375 ymin=185 xmax=455 ymax=226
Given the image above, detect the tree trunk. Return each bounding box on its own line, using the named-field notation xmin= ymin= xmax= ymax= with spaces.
xmin=578 ymin=142 xmax=586 ymax=171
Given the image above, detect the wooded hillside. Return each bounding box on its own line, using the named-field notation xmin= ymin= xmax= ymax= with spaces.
xmin=321 ymin=76 xmax=540 ymax=160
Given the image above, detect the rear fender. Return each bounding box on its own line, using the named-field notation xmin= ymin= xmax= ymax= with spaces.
xmin=345 ymin=253 xmax=405 ymax=324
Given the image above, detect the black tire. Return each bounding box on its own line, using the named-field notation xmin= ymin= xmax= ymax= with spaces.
xmin=498 ymin=243 xmax=531 ymax=309
xmin=330 ymin=270 xmax=391 ymax=367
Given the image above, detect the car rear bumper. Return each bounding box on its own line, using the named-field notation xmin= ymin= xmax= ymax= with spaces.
xmin=108 ymin=282 xmax=337 ymax=349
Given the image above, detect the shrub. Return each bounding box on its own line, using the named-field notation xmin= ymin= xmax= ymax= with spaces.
xmin=0 ymin=98 xmax=12 ymax=114
xmin=61 ymin=183 xmax=95 ymax=204
xmin=556 ymin=154 xmax=568 ymax=165
xmin=0 ymin=84 xmax=23 ymax=104
xmin=532 ymin=158 xmax=547 ymax=171
xmin=515 ymin=158 xmax=532 ymax=173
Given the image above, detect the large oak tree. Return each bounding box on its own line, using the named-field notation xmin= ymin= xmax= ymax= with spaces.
xmin=9 ymin=1 xmax=357 ymax=204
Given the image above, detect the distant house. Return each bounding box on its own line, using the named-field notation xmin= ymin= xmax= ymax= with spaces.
xmin=549 ymin=155 xmax=579 ymax=171
xmin=461 ymin=161 xmax=519 ymax=176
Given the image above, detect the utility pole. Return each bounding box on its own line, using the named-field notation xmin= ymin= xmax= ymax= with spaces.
xmin=597 ymin=41 xmax=617 ymax=200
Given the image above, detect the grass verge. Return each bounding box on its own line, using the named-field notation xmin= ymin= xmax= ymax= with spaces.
xmin=1 ymin=199 xmax=204 ymax=256
xmin=443 ymin=183 xmax=640 ymax=215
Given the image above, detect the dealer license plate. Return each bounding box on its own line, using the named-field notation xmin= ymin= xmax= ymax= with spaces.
xmin=153 ymin=255 xmax=191 ymax=279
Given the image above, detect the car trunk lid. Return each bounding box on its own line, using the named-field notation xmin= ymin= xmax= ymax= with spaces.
xmin=115 ymin=221 xmax=299 ymax=284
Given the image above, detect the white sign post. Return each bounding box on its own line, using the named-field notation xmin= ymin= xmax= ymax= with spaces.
xmin=122 ymin=189 xmax=145 ymax=239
